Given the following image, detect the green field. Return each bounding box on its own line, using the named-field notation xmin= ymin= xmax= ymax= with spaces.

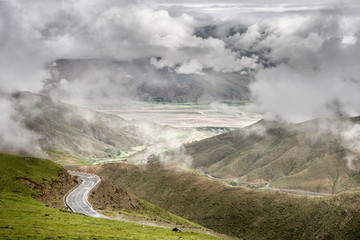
xmin=0 ymin=192 xmax=219 ymax=239
xmin=0 ymin=153 xmax=220 ymax=239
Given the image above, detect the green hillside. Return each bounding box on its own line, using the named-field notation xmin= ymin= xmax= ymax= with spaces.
xmin=187 ymin=118 xmax=360 ymax=193
xmin=0 ymin=153 xmax=220 ymax=239
xmin=80 ymin=161 xmax=360 ymax=239
xmin=0 ymin=152 xmax=64 ymax=195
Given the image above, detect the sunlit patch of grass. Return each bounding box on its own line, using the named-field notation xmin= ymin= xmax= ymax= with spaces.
xmin=0 ymin=192 xmax=219 ymax=239
xmin=0 ymin=153 xmax=63 ymax=195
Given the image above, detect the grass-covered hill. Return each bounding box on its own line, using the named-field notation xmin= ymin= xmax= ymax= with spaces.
xmin=75 ymin=161 xmax=360 ymax=239
xmin=186 ymin=117 xmax=360 ymax=193
xmin=0 ymin=153 xmax=220 ymax=239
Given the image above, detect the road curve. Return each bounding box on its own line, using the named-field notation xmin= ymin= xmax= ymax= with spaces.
xmin=66 ymin=171 xmax=109 ymax=219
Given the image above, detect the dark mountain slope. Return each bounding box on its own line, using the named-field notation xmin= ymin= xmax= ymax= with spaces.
xmin=10 ymin=91 xmax=145 ymax=162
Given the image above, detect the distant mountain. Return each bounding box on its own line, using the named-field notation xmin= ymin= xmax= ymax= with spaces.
xmin=186 ymin=117 xmax=360 ymax=193
xmin=44 ymin=59 xmax=251 ymax=103
xmin=10 ymin=91 xmax=147 ymax=162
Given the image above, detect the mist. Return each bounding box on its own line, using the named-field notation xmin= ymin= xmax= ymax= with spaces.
xmin=0 ymin=94 xmax=43 ymax=156
xmin=3 ymin=0 xmax=359 ymax=117
xmin=0 ymin=0 xmax=359 ymax=166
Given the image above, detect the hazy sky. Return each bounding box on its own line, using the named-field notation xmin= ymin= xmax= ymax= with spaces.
xmin=0 ymin=0 xmax=359 ymax=123
xmin=150 ymin=0 xmax=354 ymax=4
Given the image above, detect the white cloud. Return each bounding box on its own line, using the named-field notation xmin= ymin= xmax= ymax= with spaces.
xmin=0 ymin=0 xmax=259 ymax=95
xmin=1 ymin=0 xmax=359 ymax=121
xmin=0 ymin=96 xmax=43 ymax=156
xmin=237 ymin=12 xmax=360 ymax=122
xmin=176 ymin=59 xmax=204 ymax=74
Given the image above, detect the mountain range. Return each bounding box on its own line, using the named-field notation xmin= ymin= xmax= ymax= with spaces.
xmin=44 ymin=59 xmax=251 ymax=103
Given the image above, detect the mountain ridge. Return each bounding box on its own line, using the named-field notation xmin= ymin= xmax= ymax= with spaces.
xmin=186 ymin=117 xmax=360 ymax=193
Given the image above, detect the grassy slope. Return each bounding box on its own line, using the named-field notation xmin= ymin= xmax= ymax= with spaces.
xmin=86 ymin=176 xmax=205 ymax=228
xmin=0 ymin=153 xmax=219 ymax=240
xmin=0 ymin=192 xmax=219 ymax=240
xmin=0 ymin=152 xmax=64 ymax=195
xmin=88 ymin=162 xmax=360 ymax=239
xmin=187 ymin=119 xmax=360 ymax=193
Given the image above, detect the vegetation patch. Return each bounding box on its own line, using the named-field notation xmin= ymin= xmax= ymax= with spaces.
xmin=0 ymin=192 xmax=218 ymax=240
xmin=0 ymin=153 xmax=64 ymax=196
xmin=46 ymin=149 xmax=90 ymax=166
xmin=89 ymin=146 xmax=146 ymax=165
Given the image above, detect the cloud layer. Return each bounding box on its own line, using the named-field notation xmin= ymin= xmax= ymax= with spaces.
xmin=2 ymin=0 xmax=359 ymax=122
xmin=1 ymin=0 xmax=360 ymax=158
xmin=243 ymin=14 xmax=360 ymax=122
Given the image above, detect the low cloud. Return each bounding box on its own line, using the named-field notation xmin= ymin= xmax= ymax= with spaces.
xmin=1 ymin=0 xmax=259 ymax=96
xmin=1 ymin=0 xmax=360 ymax=163
xmin=240 ymin=13 xmax=360 ymax=122
xmin=0 ymin=95 xmax=43 ymax=156
xmin=341 ymin=122 xmax=360 ymax=171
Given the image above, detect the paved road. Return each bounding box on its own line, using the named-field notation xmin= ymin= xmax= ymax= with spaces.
xmin=66 ymin=171 xmax=109 ymax=219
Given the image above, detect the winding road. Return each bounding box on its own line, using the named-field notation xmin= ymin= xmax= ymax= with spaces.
xmin=65 ymin=171 xmax=109 ymax=219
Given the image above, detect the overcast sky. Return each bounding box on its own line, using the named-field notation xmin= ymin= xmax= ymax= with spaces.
xmin=0 ymin=0 xmax=359 ymax=158
xmin=150 ymin=0 xmax=353 ymax=4
xmin=0 ymin=0 xmax=359 ymax=122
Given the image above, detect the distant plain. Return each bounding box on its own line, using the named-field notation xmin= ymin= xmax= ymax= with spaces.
xmin=94 ymin=102 xmax=262 ymax=129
